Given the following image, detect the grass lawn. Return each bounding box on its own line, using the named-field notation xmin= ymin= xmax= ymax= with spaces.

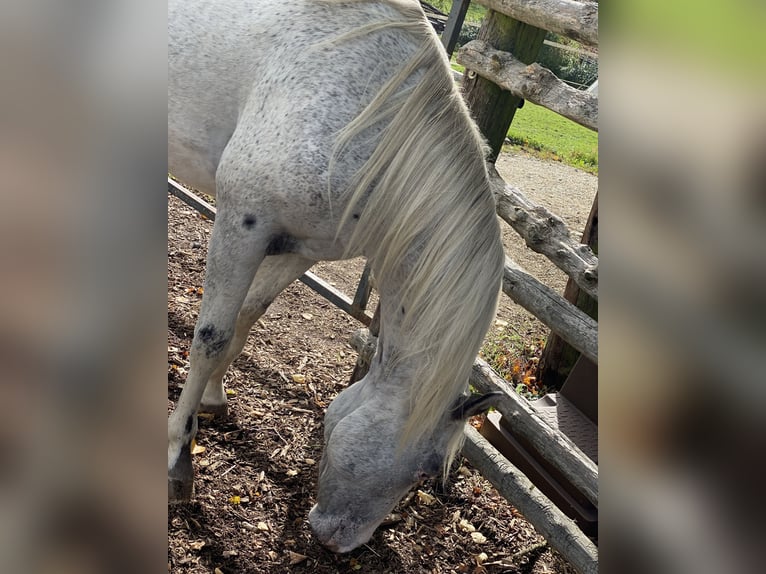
xmin=506 ymin=101 xmax=598 ymax=173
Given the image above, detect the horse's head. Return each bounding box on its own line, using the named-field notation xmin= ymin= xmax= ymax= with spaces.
xmin=308 ymin=379 xmax=497 ymax=552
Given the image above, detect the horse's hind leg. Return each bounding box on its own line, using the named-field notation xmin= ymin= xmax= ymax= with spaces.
xmin=199 ymin=254 xmax=314 ymax=417
xmin=168 ymin=203 xmax=274 ymax=501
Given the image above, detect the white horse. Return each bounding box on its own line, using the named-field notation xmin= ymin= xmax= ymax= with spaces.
xmin=168 ymin=0 xmax=504 ymax=553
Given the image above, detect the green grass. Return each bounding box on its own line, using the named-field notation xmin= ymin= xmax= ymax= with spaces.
xmin=428 ymin=0 xmax=486 ymax=26
xmin=450 ymin=55 xmax=465 ymax=74
xmin=505 ymin=101 xmax=598 ymax=173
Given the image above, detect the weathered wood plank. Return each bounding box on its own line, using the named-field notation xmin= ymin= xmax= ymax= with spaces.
xmin=488 ymin=166 xmax=598 ymax=300
xmin=462 ymin=426 xmax=598 ymax=574
xmin=168 ymin=178 xmax=216 ymax=220
xmin=459 ymin=40 xmax=598 ymax=131
xmin=503 ymin=256 xmax=598 ymax=363
xmin=474 ymin=0 xmax=598 ymax=47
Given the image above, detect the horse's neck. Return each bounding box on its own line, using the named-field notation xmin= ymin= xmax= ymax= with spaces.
xmin=366 ymin=274 xmax=422 ymax=383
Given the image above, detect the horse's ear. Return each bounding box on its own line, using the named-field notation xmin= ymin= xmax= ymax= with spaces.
xmin=450 ymin=392 xmax=503 ymax=420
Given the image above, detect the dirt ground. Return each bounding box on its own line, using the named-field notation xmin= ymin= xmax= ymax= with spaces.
xmin=168 ymin=149 xmax=597 ymax=573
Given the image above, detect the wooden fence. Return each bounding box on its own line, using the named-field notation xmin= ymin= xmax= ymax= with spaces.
xmin=357 ymin=2 xmax=599 ymax=572
xmin=454 ymin=2 xmax=599 ymax=572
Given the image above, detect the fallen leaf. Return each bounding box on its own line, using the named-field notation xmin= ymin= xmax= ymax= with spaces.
xmin=191 ymin=443 xmax=206 ymax=455
xmin=225 ymin=389 xmax=237 ymax=396
xmin=257 ymin=521 xmax=269 ymax=532
xmin=189 ymin=540 xmax=205 ymax=551
xmin=304 ymin=458 xmax=316 ymax=465
xmin=291 ymin=374 xmax=306 ymax=384
xmin=416 ymin=490 xmax=436 ymax=505
xmin=286 ymin=469 xmax=298 ymax=476
xmin=471 ymin=531 xmax=487 ymax=543
xmin=214 ymin=568 xmax=224 ymax=574
xmin=301 ymin=313 xmax=313 ymax=320
xmin=288 ymin=551 xmax=308 ymax=565
xmin=222 ymin=550 xmax=238 ymax=558
xmin=228 ymin=495 xmax=241 ymax=505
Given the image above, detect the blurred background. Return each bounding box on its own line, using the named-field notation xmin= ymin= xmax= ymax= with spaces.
xmin=600 ymin=2 xmax=765 ymax=572
xmin=0 ymin=0 xmax=763 ymax=572
xmin=0 ymin=1 xmax=166 ymax=571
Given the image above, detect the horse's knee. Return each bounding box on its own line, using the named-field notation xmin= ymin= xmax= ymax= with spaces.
xmin=194 ymin=323 xmax=232 ymax=358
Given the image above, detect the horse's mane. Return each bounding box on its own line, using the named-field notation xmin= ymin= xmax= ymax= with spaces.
xmin=325 ymin=0 xmax=504 ymax=468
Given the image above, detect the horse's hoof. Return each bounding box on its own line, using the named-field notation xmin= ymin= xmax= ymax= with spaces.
xmin=199 ymin=401 xmax=228 ymax=419
xmin=169 ymin=443 xmax=194 ymax=502
xmin=168 ymin=477 xmax=194 ymax=503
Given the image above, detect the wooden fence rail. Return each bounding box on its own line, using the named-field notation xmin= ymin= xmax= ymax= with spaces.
xmin=459 ymin=41 xmax=598 ymax=131
xmin=463 ymin=426 xmax=598 ymax=574
xmin=474 ymin=0 xmax=598 ymax=47
xmin=488 ymin=167 xmax=599 ymax=299
xmin=469 ymin=359 xmax=598 ymax=504
xmin=503 ymin=257 xmax=598 ymax=363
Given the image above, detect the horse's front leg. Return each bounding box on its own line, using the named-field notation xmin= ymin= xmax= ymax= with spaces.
xmin=168 ymin=207 xmax=271 ymax=502
xmin=198 ymin=253 xmax=315 ymax=417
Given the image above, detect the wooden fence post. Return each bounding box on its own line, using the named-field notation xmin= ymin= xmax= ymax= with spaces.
xmin=537 ymin=192 xmax=598 ymax=388
xmin=462 ymin=11 xmax=547 ymax=161
xmin=441 ymin=0 xmax=472 ymax=57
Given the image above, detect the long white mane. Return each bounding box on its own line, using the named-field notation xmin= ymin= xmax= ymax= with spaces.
xmin=326 ymin=0 xmax=504 ymax=451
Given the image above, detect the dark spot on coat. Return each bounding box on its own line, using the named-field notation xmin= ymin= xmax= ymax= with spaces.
xmin=243 ymin=214 xmax=256 ymax=229
xmin=266 ymin=233 xmax=297 ymax=255
xmin=185 ymin=415 xmax=194 ymax=434
xmin=197 ymin=324 xmax=229 ymax=357
xmin=352 ymin=213 xmax=360 ymax=220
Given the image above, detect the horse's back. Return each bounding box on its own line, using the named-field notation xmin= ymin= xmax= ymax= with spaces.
xmin=169 ymin=0 xmax=424 ymax=203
